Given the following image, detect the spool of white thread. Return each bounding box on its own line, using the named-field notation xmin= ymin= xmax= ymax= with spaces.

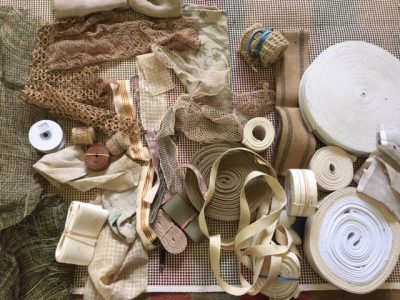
xmin=28 ymin=120 xmax=65 ymax=153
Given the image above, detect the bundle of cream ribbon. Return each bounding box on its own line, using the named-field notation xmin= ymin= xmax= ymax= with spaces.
xmin=299 ymin=41 xmax=400 ymax=156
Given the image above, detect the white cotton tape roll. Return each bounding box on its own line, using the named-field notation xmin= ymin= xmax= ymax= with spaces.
xmin=309 ymin=146 xmax=355 ymax=191
xmin=55 ymin=201 xmax=108 ymax=266
xmin=28 ymin=120 xmax=65 ymax=153
xmin=304 ymin=188 xmax=400 ymax=294
xmin=299 ymin=41 xmax=400 ymax=156
xmin=285 ymin=169 xmax=318 ymax=217
xmin=242 ymin=117 xmax=275 ymax=152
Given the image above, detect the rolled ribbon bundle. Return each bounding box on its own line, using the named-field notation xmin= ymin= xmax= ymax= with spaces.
xmin=299 ymin=41 xmax=400 ymax=156
xmin=71 ymin=126 xmax=96 ymax=145
xmin=85 ymin=144 xmax=111 ymax=171
xmin=28 ymin=120 xmax=65 ymax=153
xmin=242 ymin=117 xmax=275 ymax=152
xmin=285 ymin=169 xmax=318 ymax=217
xmin=309 ymin=146 xmax=355 ymax=191
xmin=304 ymin=188 xmax=400 ymax=294
xmin=239 ymin=23 xmax=289 ymax=66
xmin=185 ymin=143 xmax=275 ymax=221
xmin=106 ymin=131 xmax=131 ymax=156
xmin=55 ymin=201 xmax=108 ymax=266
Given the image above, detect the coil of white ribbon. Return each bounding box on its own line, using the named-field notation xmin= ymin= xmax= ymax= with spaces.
xmin=309 ymin=146 xmax=355 ymax=191
xmin=55 ymin=201 xmax=108 ymax=266
xmin=299 ymin=41 xmax=400 ymax=156
xmin=28 ymin=120 xmax=65 ymax=153
xmin=242 ymin=117 xmax=275 ymax=152
xmin=304 ymin=188 xmax=400 ymax=294
xmin=285 ymin=169 xmax=318 ymax=217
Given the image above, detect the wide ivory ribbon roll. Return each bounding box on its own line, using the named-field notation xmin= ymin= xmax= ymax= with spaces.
xmin=309 ymin=146 xmax=355 ymax=191
xmin=55 ymin=201 xmax=108 ymax=266
xmin=185 ymin=143 xmax=274 ymax=221
xmin=304 ymin=188 xmax=400 ymax=294
xmin=299 ymin=41 xmax=400 ymax=156
xmin=242 ymin=117 xmax=275 ymax=152
xmin=285 ymin=169 xmax=318 ymax=217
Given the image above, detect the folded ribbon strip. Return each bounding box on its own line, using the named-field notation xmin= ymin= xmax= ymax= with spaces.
xmin=56 ymin=201 xmax=108 ymax=265
xmin=273 ymin=31 xmax=316 ymax=176
xmin=304 ymin=188 xmax=400 ymax=293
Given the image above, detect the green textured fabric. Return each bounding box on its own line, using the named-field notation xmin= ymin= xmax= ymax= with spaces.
xmin=0 ymin=194 xmax=74 ymax=300
xmin=0 ymin=7 xmax=46 ymax=230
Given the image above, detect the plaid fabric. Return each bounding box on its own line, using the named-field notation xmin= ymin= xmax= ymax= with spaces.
xmin=2 ymin=0 xmax=400 ymax=295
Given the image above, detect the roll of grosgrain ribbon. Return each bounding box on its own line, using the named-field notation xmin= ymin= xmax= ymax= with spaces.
xmin=242 ymin=117 xmax=275 ymax=153
xmin=299 ymin=41 xmax=400 ymax=156
xmin=185 ymin=143 xmax=274 ymax=221
xmin=309 ymin=146 xmax=355 ymax=191
xmin=285 ymin=169 xmax=318 ymax=217
xmin=304 ymin=188 xmax=400 ymax=294
xmin=55 ymin=201 xmax=108 ymax=266
xmin=28 ymin=120 xmax=65 ymax=153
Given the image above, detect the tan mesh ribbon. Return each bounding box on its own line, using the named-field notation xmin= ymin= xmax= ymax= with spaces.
xmin=111 ymin=80 xmax=156 ymax=250
xmin=274 ymin=31 xmax=316 ymax=176
xmin=191 ymin=147 xmax=300 ymax=296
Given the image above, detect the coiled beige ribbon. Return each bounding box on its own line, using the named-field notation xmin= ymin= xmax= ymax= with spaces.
xmin=242 ymin=117 xmax=275 ymax=152
xmin=304 ymin=188 xmax=400 ymax=294
xmin=185 ymin=143 xmax=274 ymax=221
xmin=285 ymin=169 xmax=318 ymax=217
xmin=309 ymin=146 xmax=355 ymax=191
xmin=191 ymin=147 xmax=300 ymax=296
xmin=55 ymin=201 xmax=108 ymax=266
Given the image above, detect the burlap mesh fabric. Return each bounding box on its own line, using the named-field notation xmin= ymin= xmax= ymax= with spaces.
xmin=0 ymin=194 xmax=74 ymax=299
xmin=0 ymin=7 xmax=44 ymax=230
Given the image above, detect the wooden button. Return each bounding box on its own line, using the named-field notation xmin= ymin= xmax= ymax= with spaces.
xmin=85 ymin=144 xmax=110 ymax=171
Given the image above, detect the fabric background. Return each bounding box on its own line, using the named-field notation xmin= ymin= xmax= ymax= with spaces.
xmin=2 ymin=0 xmax=400 ymax=294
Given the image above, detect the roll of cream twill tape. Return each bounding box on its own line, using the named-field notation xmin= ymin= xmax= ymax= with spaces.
xmin=55 ymin=201 xmax=108 ymax=266
xmin=28 ymin=120 xmax=65 ymax=153
xmin=285 ymin=169 xmax=318 ymax=217
xmin=242 ymin=117 xmax=275 ymax=152
xmin=309 ymin=146 xmax=355 ymax=191
xmin=299 ymin=41 xmax=400 ymax=156
xmin=304 ymin=188 xmax=400 ymax=294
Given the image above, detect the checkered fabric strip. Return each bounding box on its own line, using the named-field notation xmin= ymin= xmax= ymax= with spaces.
xmin=3 ymin=0 xmax=400 ymax=293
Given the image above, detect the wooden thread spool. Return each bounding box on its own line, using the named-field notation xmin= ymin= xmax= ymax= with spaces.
xmin=106 ymin=131 xmax=131 ymax=156
xmin=239 ymin=23 xmax=289 ymax=66
xmin=71 ymin=127 xmax=96 ymax=145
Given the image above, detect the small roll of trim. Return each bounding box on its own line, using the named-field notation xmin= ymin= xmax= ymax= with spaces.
xmin=71 ymin=126 xmax=96 ymax=145
xmin=309 ymin=146 xmax=355 ymax=191
xmin=28 ymin=120 xmax=65 ymax=153
xmin=106 ymin=131 xmax=131 ymax=156
xmin=285 ymin=169 xmax=318 ymax=217
xmin=242 ymin=117 xmax=275 ymax=152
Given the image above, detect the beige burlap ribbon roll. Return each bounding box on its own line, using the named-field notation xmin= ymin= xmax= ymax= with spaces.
xmin=285 ymin=169 xmax=318 ymax=217
xmin=299 ymin=42 xmax=400 ymax=156
xmin=55 ymin=201 xmax=108 ymax=266
xmin=273 ymin=32 xmax=316 ymax=176
xmin=242 ymin=117 xmax=275 ymax=152
xmin=309 ymin=146 xmax=355 ymax=191
xmin=304 ymin=188 xmax=400 ymax=294
xmin=185 ymin=143 xmax=275 ymax=221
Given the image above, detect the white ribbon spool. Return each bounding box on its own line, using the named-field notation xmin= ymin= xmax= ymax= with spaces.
xmin=28 ymin=120 xmax=65 ymax=153
xmin=55 ymin=201 xmax=108 ymax=266
xmin=285 ymin=169 xmax=318 ymax=217
xmin=309 ymin=146 xmax=355 ymax=191
xmin=299 ymin=41 xmax=400 ymax=156
xmin=242 ymin=117 xmax=275 ymax=152
xmin=304 ymin=188 xmax=400 ymax=294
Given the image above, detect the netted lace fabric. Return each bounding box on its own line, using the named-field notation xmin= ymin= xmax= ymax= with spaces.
xmin=0 ymin=194 xmax=74 ymax=299
xmin=44 ymin=13 xmax=201 ymax=70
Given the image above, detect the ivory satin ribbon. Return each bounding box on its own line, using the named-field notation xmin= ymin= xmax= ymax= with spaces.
xmin=190 ymin=147 xmax=299 ymax=296
xmin=309 ymin=146 xmax=355 ymax=191
xmin=284 ymin=169 xmax=317 ymax=217
xmin=55 ymin=201 xmax=108 ymax=266
xmin=242 ymin=117 xmax=275 ymax=152
xmin=273 ymin=31 xmax=317 ymax=176
xmin=299 ymin=41 xmax=400 ymax=156
xmin=185 ymin=143 xmax=275 ymax=221
xmin=304 ymin=188 xmax=400 ymax=294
